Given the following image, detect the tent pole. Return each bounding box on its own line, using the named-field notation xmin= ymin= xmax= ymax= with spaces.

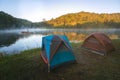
xmin=48 ymin=63 xmax=50 ymax=72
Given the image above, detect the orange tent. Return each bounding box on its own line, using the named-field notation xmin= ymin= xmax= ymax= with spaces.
xmin=81 ymin=32 xmax=115 ymax=55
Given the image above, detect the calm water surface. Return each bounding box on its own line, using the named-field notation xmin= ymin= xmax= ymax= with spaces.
xmin=0 ymin=28 xmax=120 ymax=54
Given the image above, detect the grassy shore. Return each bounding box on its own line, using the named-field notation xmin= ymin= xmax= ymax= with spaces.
xmin=0 ymin=39 xmax=120 ymax=80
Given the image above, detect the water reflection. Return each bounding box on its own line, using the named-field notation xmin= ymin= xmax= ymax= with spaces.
xmin=0 ymin=35 xmax=43 ymax=54
xmin=53 ymin=32 xmax=120 ymax=42
xmin=0 ymin=28 xmax=120 ymax=54
xmin=0 ymin=33 xmax=21 ymax=47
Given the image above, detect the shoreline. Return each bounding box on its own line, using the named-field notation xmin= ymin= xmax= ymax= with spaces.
xmin=0 ymin=39 xmax=120 ymax=80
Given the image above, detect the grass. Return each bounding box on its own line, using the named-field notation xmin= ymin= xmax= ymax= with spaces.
xmin=0 ymin=39 xmax=120 ymax=80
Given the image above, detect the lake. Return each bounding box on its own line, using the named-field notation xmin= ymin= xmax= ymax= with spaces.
xmin=0 ymin=28 xmax=120 ymax=54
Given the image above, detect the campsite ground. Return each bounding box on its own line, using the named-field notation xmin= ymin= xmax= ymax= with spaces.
xmin=0 ymin=39 xmax=120 ymax=80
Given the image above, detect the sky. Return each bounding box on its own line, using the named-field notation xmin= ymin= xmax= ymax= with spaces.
xmin=0 ymin=0 xmax=120 ymax=22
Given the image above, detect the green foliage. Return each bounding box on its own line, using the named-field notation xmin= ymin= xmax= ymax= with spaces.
xmin=1 ymin=11 xmax=120 ymax=29
xmin=0 ymin=11 xmax=52 ymax=29
xmin=0 ymin=11 xmax=32 ymax=29
xmin=32 ymin=22 xmax=52 ymax=28
xmin=0 ymin=11 xmax=16 ymax=28
xmin=47 ymin=11 xmax=120 ymax=28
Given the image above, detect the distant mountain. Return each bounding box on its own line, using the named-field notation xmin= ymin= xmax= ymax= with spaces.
xmin=0 ymin=11 xmax=33 ymax=29
xmin=47 ymin=11 xmax=120 ymax=28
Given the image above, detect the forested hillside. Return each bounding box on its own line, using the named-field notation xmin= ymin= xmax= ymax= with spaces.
xmin=0 ymin=11 xmax=120 ymax=29
xmin=47 ymin=12 xmax=120 ymax=28
xmin=0 ymin=11 xmax=32 ymax=29
xmin=0 ymin=11 xmax=51 ymax=29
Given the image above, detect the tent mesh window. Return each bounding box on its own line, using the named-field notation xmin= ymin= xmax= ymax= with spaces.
xmin=57 ymin=42 xmax=69 ymax=52
xmin=50 ymin=36 xmax=62 ymax=59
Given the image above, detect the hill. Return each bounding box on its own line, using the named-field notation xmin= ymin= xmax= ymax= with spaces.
xmin=1 ymin=11 xmax=120 ymax=29
xmin=47 ymin=11 xmax=120 ymax=28
xmin=0 ymin=11 xmax=32 ymax=29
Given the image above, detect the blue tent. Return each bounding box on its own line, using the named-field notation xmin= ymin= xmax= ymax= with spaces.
xmin=41 ymin=35 xmax=76 ymax=72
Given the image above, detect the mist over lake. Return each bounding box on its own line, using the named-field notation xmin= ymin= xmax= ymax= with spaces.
xmin=0 ymin=28 xmax=120 ymax=54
